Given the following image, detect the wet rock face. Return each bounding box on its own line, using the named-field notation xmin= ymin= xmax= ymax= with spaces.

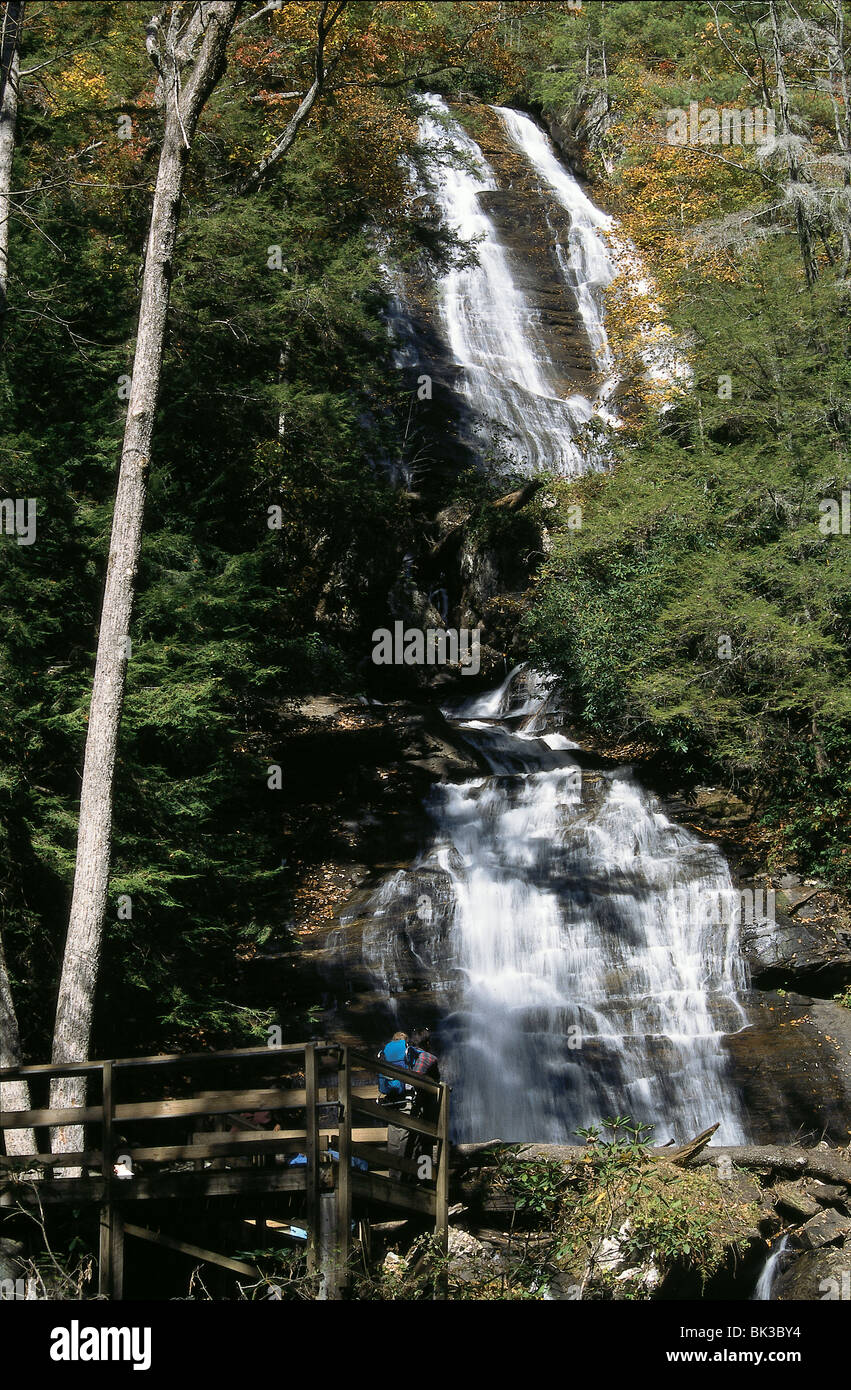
xmin=399 ymin=102 xmax=598 ymax=434
xmin=455 ymin=105 xmax=597 ymax=393
xmin=306 ymin=860 xmax=461 ymax=1042
xmin=724 ymin=994 xmax=851 ymax=1145
xmin=741 ymin=899 xmax=851 ymax=996
xmin=773 ymin=1241 xmax=851 ymax=1300
xmin=792 ymin=1207 xmax=851 ymax=1251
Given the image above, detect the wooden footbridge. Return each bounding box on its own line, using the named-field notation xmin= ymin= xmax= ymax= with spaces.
xmin=0 ymin=1043 xmax=449 ymax=1299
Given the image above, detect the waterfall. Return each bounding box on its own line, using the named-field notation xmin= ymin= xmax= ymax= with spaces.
xmin=417 ymin=95 xmax=612 ymax=475
xmin=357 ymin=99 xmax=751 ymax=1145
xmin=359 ymin=669 xmax=748 ymax=1144
xmin=493 ymin=104 xmax=690 ymax=396
xmin=752 ymin=1236 xmax=790 ymax=1300
xmin=493 ymin=105 xmax=618 ymax=398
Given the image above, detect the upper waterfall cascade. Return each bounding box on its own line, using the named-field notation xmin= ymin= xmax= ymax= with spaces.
xmin=416 ymin=94 xmax=618 ymax=476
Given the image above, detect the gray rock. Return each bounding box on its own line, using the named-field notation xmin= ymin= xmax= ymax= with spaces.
xmin=773 ymin=1181 xmax=822 ymax=1221
xmin=741 ymin=904 xmax=851 ymax=995
xmin=810 ymin=1181 xmax=849 ymax=1208
xmin=0 ymin=1238 xmax=25 ymax=1285
xmin=447 ymin=1227 xmax=504 ymax=1283
xmin=773 ymin=1242 xmax=851 ymax=1300
xmin=793 ymin=1208 xmax=851 ymax=1251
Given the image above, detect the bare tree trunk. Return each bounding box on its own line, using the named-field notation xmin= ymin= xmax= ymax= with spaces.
xmin=0 ymin=1 xmax=24 ymax=336
xmin=0 ymin=1 xmax=34 ymax=1155
xmin=49 ymin=1 xmax=241 ymax=1154
xmin=0 ymin=935 xmax=35 ymax=1155
xmin=769 ymin=0 xmax=818 ymax=286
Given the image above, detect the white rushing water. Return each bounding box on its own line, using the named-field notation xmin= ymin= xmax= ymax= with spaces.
xmin=442 ymin=672 xmax=748 ymax=1143
xmin=752 ymin=1236 xmax=790 ymax=1300
xmin=417 ymin=95 xmax=613 ymax=474
xmin=493 ymin=104 xmax=689 ymax=399
xmin=358 ymin=669 xmax=749 ymax=1144
xmin=359 ymin=102 xmax=751 ymax=1144
xmin=493 ymin=106 xmax=618 ymax=400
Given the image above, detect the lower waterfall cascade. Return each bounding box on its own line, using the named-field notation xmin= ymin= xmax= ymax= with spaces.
xmin=356 ymin=668 xmax=750 ymax=1144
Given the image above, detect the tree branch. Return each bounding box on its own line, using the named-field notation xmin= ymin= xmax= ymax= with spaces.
xmin=236 ymin=0 xmax=346 ymax=195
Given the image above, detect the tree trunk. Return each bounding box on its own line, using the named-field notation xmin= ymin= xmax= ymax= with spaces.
xmin=454 ymin=1138 xmax=851 ymax=1189
xmin=769 ymin=0 xmax=818 ymax=286
xmin=49 ymin=1 xmax=241 ymax=1154
xmin=0 ymin=0 xmax=23 ymax=333
xmin=0 ymin=934 xmax=35 ymax=1154
xmin=0 ymin=1 xmax=34 ymax=1153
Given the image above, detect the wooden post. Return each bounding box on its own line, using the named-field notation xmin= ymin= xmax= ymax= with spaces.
xmin=435 ymin=1082 xmax=449 ymax=1253
xmin=335 ymin=1046 xmax=351 ymax=1293
xmin=434 ymin=1081 xmax=450 ymax=1301
xmin=304 ymin=1044 xmax=319 ymax=1277
xmin=316 ymin=1190 xmax=339 ymax=1300
xmin=98 ymin=1061 xmax=124 ymax=1298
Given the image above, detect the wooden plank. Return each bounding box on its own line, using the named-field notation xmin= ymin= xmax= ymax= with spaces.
xmin=2 ymin=1103 xmax=104 ymax=1130
xmin=349 ymin=1049 xmax=440 ymax=1094
xmin=113 ymin=1087 xmax=310 ymax=1123
xmin=1 ymin=1082 xmax=312 ymax=1131
xmin=112 ymin=1210 xmax=125 ymax=1301
xmin=350 ymin=1096 xmax=438 ymax=1138
xmin=351 ymin=1142 xmax=424 ymax=1179
xmin=304 ymin=1043 xmax=319 ymax=1275
xmin=0 ymin=1128 xmax=389 ymax=1170
xmin=98 ymin=1062 xmax=115 ymax=1298
xmin=115 ymin=1087 xmax=309 ymax=1124
xmin=101 ymin=1062 xmax=113 ymax=1184
xmin=115 ymin=1133 xmax=307 ymax=1164
xmin=1 ymin=1166 xmax=310 ymax=1208
xmin=123 ymin=1223 xmax=262 ymax=1278
xmin=97 ymin=1203 xmax=125 ymax=1300
xmin=0 ymin=1149 xmax=101 ymax=1169
xmin=98 ymin=1204 xmax=112 ymax=1298
xmin=351 ymin=1170 xmax=436 ymax=1217
xmin=0 ymin=1042 xmax=315 ymax=1082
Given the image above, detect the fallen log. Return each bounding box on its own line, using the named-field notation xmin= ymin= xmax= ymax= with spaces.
xmin=491 ymin=478 xmax=545 ymax=512
xmin=687 ymin=1146 xmax=851 ymax=1188
xmin=452 ymin=1134 xmax=851 ymax=1188
xmin=664 ymin=1124 xmax=719 ymax=1166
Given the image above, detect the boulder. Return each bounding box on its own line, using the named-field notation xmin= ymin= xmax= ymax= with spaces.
xmin=742 ymin=912 xmax=851 ymax=994
xmin=447 ymin=1226 xmax=505 ymax=1283
xmin=792 ymin=1208 xmax=851 ymax=1251
xmin=773 ymin=1242 xmax=851 ymax=1300
xmin=810 ymin=1181 xmax=849 ymax=1209
xmin=739 ymin=875 xmax=851 ymax=995
xmin=773 ymin=1181 xmax=822 ymax=1221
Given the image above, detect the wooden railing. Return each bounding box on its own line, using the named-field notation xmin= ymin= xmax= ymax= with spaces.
xmin=0 ymin=1042 xmax=450 ymax=1297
